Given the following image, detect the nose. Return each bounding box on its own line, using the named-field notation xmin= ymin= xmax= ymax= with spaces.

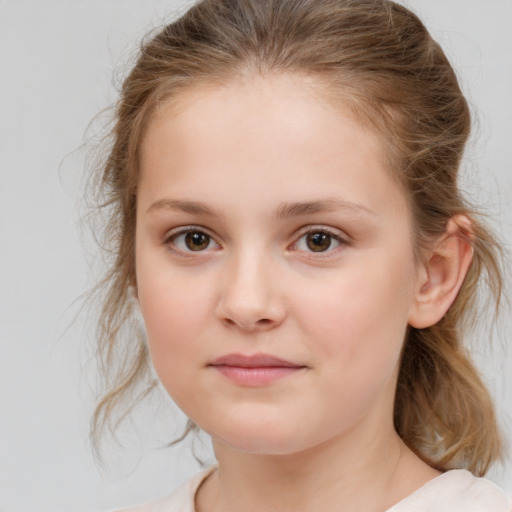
xmin=215 ymin=249 xmax=286 ymax=332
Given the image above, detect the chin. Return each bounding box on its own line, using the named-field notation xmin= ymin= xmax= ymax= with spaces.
xmin=204 ymin=419 xmax=324 ymax=457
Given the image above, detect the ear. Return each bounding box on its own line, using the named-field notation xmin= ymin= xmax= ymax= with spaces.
xmin=408 ymin=215 xmax=474 ymax=329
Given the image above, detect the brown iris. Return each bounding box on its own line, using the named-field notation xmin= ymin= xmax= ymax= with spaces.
xmin=185 ymin=231 xmax=211 ymax=251
xmin=306 ymin=232 xmax=332 ymax=252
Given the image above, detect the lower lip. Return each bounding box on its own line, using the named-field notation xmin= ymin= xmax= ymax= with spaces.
xmin=211 ymin=365 xmax=305 ymax=386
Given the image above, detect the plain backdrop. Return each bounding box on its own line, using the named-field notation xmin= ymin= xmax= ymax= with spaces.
xmin=0 ymin=1 xmax=511 ymax=510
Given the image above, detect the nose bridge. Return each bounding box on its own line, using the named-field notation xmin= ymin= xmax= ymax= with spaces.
xmin=216 ymin=242 xmax=284 ymax=331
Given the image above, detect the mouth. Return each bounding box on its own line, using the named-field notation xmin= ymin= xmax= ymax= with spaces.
xmin=208 ymin=353 xmax=307 ymax=387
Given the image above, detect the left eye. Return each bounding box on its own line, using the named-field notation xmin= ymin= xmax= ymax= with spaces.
xmin=295 ymin=230 xmax=344 ymax=253
xmin=168 ymin=230 xmax=217 ymax=252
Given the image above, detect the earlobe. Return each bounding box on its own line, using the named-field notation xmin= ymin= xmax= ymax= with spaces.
xmin=408 ymin=215 xmax=474 ymax=329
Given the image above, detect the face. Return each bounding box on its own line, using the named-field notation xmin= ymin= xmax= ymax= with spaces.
xmin=135 ymin=74 xmax=421 ymax=455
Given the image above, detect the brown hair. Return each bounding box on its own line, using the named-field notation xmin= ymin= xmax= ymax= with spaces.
xmin=90 ymin=0 xmax=504 ymax=475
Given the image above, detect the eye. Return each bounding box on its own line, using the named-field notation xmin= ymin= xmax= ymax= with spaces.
xmin=165 ymin=228 xmax=219 ymax=253
xmin=294 ymin=229 xmax=346 ymax=253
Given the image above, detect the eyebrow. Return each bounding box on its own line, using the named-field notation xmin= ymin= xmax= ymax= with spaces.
xmin=273 ymin=199 xmax=376 ymax=219
xmin=146 ymin=199 xmax=219 ymax=216
xmin=145 ymin=198 xmax=375 ymax=219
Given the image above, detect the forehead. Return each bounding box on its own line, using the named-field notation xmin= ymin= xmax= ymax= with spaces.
xmin=144 ymin=74 xmax=336 ymax=152
xmin=139 ymin=73 xmax=408 ymax=218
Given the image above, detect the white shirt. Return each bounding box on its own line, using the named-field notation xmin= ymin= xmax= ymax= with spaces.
xmin=117 ymin=466 xmax=511 ymax=511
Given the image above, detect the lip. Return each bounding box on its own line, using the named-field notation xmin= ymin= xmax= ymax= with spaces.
xmin=208 ymin=353 xmax=307 ymax=387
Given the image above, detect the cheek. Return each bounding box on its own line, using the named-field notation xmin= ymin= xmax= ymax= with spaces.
xmin=293 ymin=255 xmax=415 ymax=368
xmin=139 ymin=281 xmax=207 ymax=344
xmin=136 ymin=256 xmax=215 ymax=385
xmin=137 ymin=277 xmax=216 ymax=416
xmin=288 ymin=262 xmax=414 ymax=429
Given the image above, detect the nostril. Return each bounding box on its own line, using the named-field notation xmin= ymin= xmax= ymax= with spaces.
xmin=221 ymin=316 xmax=274 ymax=330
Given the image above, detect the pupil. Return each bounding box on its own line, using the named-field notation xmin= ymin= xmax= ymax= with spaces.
xmin=306 ymin=232 xmax=331 ymax=252
xmin=185 ymin=232 xmax=210 ymax=251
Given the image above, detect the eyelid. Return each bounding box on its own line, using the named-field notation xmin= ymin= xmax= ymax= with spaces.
xmin=161 ymin=224 xmax=349 ymax=256
xmin=163 ymin=225 xmax=222 ymax=254
xmin=290 ymin=225 xmax=350 ymax=254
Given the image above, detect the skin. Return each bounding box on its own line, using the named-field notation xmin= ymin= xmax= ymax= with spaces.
xmin=135 ymin=74 xmax=471 ymax=511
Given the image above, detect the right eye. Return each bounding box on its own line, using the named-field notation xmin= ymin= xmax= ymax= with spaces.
xmin=165 ymin=228 xmax=219 ymax=253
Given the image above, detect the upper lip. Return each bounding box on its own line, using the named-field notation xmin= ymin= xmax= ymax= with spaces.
xmin=209 ymin=353 xmax=305 ymax=368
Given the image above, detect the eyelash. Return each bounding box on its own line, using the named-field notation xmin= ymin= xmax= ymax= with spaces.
xmin=163 ymin=225 xmax=349 ymax=256
xmin=163 ymin=225 xmax=220 ymax=256
xmin=292 ymin=226 xmax=349 ymax=256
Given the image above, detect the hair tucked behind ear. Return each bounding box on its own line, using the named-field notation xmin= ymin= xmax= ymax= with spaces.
xmin=90 ymin=0 xmax=505 ymax=474
xmin=394 ymin=220 xmax=504 ymax=475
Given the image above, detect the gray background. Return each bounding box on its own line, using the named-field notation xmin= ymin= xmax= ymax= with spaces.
xmin=0 ymin=1 xmax=510 ymax=510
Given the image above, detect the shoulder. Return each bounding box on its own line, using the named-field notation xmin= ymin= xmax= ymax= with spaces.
xmin=389 ymin=469 xmax=512 ymax=512
xmin=111 ymin=466 xmax=217 ymax=512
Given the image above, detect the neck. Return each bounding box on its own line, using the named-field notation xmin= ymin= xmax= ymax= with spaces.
xmin=196 ymin=423 xmax=440 ymax=512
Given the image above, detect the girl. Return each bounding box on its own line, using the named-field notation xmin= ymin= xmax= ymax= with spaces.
xmin=91 ymin=0 xmax=511 ymax=510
